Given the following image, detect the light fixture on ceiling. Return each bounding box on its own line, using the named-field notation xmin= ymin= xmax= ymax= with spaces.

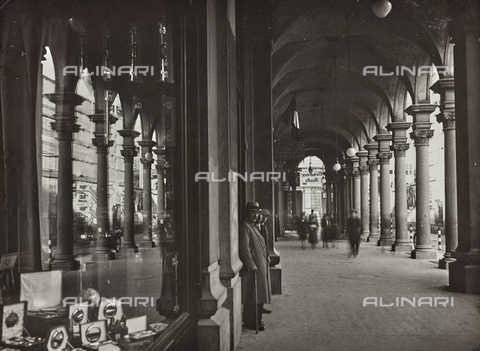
xmin=346 ymin=146 xmax=357 ymax=157
xmin=308 ymin=157 xmax=313 ymax=174
xmin=333 ymin=159 xmax=342 ymax=172
xmin=372 ymin=0 xmax=392 ymax=18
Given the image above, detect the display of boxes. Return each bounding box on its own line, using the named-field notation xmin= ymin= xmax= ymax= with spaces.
xmin=97 ymin=299 xmax=123 ymax=323
xmin=79 ymin=320 xmax=117 ymax=350
xmin=68 ymin=304 xmax=89 ymax=335
xmin=45 ymin=325 xmax=69 ymax=351
xmin=1 ymin=301 xmax=45 ymax=351
xmin=125 ymin=316 xmax=156 ymax=342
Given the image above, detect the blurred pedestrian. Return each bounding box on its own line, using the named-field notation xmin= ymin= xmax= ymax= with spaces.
xmin=298 ymin=211 xmax=308 ymax=249
xmin=239 ymin=201 xmax=271 ymax=331
xmin=346 ymin=209 xmax=361 ymax=257
xmin=308 ymin=210 xmax=319 ymax=249
xmin=321 ymin=213 xmax=331 ymax=248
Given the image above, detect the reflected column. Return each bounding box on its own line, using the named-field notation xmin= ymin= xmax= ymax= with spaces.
xmin=48 ymin=92 xmax=84 ymax=270
xmin=90 ymin=113 xmax=117 ymax=261
xmin=119 ymin=129 xmax=140 ymax=253
xmin=138 ymin=140 xmax=156 ymax=248
xmin=153 ymin=148 xmax=166 ymax=247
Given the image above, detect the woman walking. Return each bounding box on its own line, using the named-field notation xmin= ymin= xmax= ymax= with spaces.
xmin=308 ymin=210 xmax=319 ymax=249
xmin=298 ymin=211 xmax=308 ymax=249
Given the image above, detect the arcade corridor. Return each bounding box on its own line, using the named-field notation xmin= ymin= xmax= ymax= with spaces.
xmin=238 ymin=237 xmax=480 ymax=351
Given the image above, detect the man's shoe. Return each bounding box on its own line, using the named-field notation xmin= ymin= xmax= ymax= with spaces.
xmin=262 ymin=308 xmax=272 ymax=314
xmin=258 ymin=325 xmax=266 ymax=331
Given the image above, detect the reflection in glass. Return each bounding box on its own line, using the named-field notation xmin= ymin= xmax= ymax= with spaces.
xmin=71 ymin=309 xmax=84 ymax=324
xmin=85 ymin=324 xmax=101 ymax=343
xmin=103 ymin=302 xmax=117 ymax=319
xmin=51 ymin=330 xmax=64 ymax=349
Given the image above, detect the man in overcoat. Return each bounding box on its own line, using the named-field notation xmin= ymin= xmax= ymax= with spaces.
xmin=346 ymin=209 xmax=361 ymax=257
xmin=239 ymin=201 xmax=271 ymax=331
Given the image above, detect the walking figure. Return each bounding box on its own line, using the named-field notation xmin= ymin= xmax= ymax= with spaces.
xmin=298 ymin=211 xmax=308 ymax=249
xmin=346 ymin=209 xmax=361 ymax=257
xmin=308 ymin=210 xmax=319 ymax=249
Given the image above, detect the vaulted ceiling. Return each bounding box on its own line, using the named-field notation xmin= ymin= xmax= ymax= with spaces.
xmin=271 ymin=0 xmax=451 ymax=163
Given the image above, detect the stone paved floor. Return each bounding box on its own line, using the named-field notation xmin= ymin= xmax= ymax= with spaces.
xmin=237 ymin=237 xmax=480 ymax=351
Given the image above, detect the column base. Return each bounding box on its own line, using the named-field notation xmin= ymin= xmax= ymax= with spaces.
xmin=392 ymin=241 xmax=411 ymax=252
xmin=439 ymin=257 xmax=456 ymax=270
xmin=449 ymin=254 xmax=480 ymax=293
xmin=198 ymin=307 xmax=230 ymax=351
xmin=411 ymin=249 xmax=437 ymax=259
xmin=91 ymin=249 xmax=115 ymax=261
xmin=269 ymin=264 xmax=282 ymax=295
xmin=120 ymin=243 xmax=139 ymax=254
xmin=360 ymin=231 xmax=370 ymax=241
xmin=367 ymin=233 xmax=380 ymax=242
xmin=51 ymin=258 xmax=80 ymax=271
xmin=378 ymin=237 xmax=394 ymax=246
xmin=139 ymin=240 xmax=155 ymax=249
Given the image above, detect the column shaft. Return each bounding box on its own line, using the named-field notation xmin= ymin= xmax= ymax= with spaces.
xmin=407 ymin=104 xmax=437 ymax=259
xmin=432 ymin=77 xmax=457 ymax=269
xmin=90 ymin=113 xmax=115 ymax=261
xmin=388 ymin=122 xmax=412 ymax=252
xmin=138 ymin=140 xmax=156 ymax=248
xmin=365 ymin=142 xmax=379 ymax=242
xmin=47 ymin=92 xmax=84 ymax=270
xmin=119 ymin=128 xmax=139 ymax=253
xmin=357 ymin=151 xmax=370 ymax=240
xmin=375 ymin=132 xmax=393 ymax=246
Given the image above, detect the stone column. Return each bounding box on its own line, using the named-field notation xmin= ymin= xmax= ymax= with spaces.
xmin=326 ymin=179 xmax=332 ymax=214
xmin=374 ymin=132 xmax=393 ymax=246
xmin=365 ymin=142 xmax=379 ymax=242
xmin=388 ymin=122 xmax=412 ymax=252
xmin=119 ymin=129 xmax=140 ymax=253
xmin=431 ymin=78 xmax=457 ymax=269
xmin=90 ymin=113 xmax=116 ymax=261
xmin=344 ymin=160 xmax=352 ymax=221
xmin=332 ymin=176 xmax=339 ymax=218
xmin=357 ymin=151 xmax=370 ymax=240
xmin=405 ymin=104 xmax=437 ymax=259
xmin=351 ymin=157 xmax=361 ymax=215
xmin=138 ymin=140 xmax=156 ymax=248
xmin=47 ymin=92 xmax=84 ymax=270
xmin=153 ymin=148 xmax=166 ymax=247
xmin=406 ymin=104 xmax=437 ymax=259
xmin=447 ymin=7 xmax=480 ymax=292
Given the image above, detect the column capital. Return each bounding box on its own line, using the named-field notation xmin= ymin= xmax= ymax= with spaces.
xmin=368 ymin=159 xmax=379 ymax=170
xmin=351 ymin=170 xmax=360 ymax=178
xmin=430 ymin=77 xmax=455 ymax=94
xmin=359 ymin=165 xmax=369 ymax=175
xmin=436 ymin=112 xmax=456 ymax=129
xmin=373 ymin=132 xmax=392 ymax=143
xmin=377 ymin=152 xmax=392 ymax=164
xmin=121 ymin=147 xmax=137 ymax=159
xmin=410 ymin=130 xmax=434 ymax=146
xmin=390 ymin=143 xmax=410 ymax=156
xmin=51 ymin=121 xmax=81 ymax=140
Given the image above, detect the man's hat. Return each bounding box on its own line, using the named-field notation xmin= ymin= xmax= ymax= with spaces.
xmin=246 ymin=201 xmax=260 ymax=211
